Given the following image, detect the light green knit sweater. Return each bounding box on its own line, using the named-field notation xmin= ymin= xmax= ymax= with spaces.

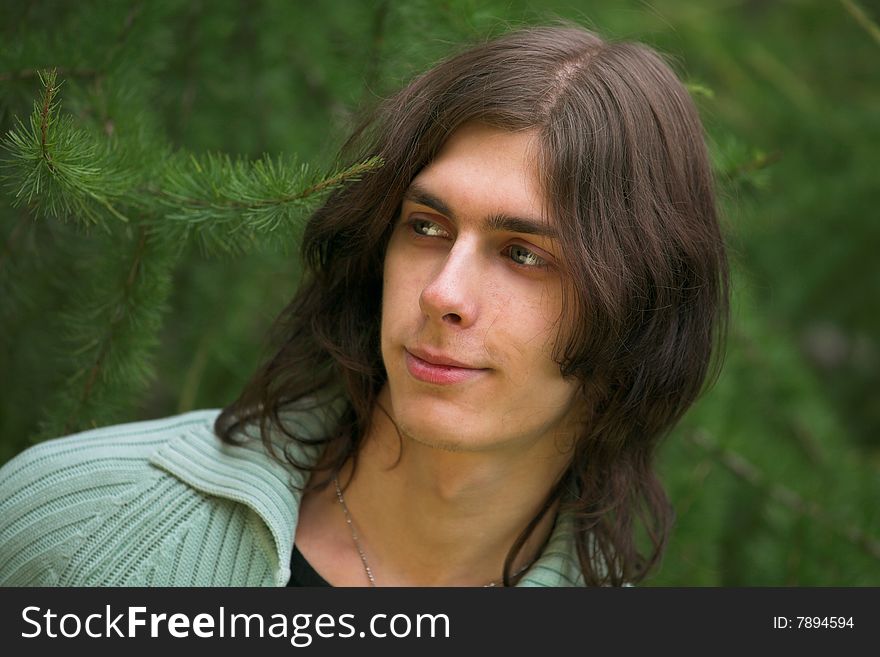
xmin=0 ymin=408 xmax=586 ymax=587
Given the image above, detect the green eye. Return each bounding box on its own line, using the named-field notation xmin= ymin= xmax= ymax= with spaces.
xmin=412 ymin=219 xmax=448 ymax=237
xmin=508 ymin=245 xmax=546 ymax=267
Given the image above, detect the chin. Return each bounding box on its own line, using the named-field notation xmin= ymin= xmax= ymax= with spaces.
xmin=382 ymin=359 xmax=503 ymax=452
xmin=392 ymin=398 xmax=492 ymax=453
xmin=402 ymin=408 xmax=520 ymax=455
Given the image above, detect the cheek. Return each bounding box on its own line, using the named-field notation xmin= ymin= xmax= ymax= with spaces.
xmin=483 ymin=317 xmax=562 ymax=388
xmin=494 ymin=282 xmax=563 ymax=358
xmin=381 ymin=247 xmax=424 ymax=337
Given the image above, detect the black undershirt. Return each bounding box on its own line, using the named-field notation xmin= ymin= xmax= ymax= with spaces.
xmin=287 ymin=544 xmax=332 ymax=587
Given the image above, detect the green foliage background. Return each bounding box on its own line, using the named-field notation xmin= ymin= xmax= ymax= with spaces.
xmin=1 ymin=0 xmax=877 ymax=585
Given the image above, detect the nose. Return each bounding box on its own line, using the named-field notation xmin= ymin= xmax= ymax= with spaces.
xmin=419 ymin=242 xmax=480 ymax=328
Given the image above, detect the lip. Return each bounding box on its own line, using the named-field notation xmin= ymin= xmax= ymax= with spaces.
xmin=405 ymin=348 xmax=489 ymax=385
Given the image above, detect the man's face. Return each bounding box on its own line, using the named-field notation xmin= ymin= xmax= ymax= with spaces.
xmin=380 ymin=122 xmax=583 ymax=454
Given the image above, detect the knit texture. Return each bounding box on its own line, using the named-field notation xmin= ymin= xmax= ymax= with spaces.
xmin=0 ymin=408 xmax=586 ymax=587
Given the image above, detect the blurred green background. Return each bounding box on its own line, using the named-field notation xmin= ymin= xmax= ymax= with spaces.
xmin=1 ymin=0 xmax=878 ymax=585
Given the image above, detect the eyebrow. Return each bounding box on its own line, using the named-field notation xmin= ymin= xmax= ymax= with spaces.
xmin=403 ymin=182 xmax=558 ymax=239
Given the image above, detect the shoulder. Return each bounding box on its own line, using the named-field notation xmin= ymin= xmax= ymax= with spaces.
xmin=0 ymin=410 xmax=304 ymax=586
xmin=0 ymin=411 xmax=229 ymax=536
xmin=0 ymin=411 xmax=221 ymax=492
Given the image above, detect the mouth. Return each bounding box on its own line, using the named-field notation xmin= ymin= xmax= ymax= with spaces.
xmin=404 ymin=348 xmax=489 ymax=385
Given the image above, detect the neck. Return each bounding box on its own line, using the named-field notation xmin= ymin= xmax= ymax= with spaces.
xmin=334 ymin=386 xmax=571 ymax=586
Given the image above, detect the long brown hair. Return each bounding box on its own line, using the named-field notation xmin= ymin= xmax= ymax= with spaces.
xmin=215 ymin=25 xmax=729 ymax=586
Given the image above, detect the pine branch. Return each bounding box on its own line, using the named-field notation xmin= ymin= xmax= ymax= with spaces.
xmin=64 ymin=226 xmax=150 ymax=433
xmin=38 ymin=228 xmax=179 ymax=439
xmin=151 ymin=153 xmax=383 ymax=255
xmin=2 ymin=69 xmax=136 ymax=226
xmin=4 ymin=67 xmax=382 ymax=251
xmin=297 ymin=158 xmax=385 ymax=199
xmin=156 ymin=155 xmax=382 ymax=211
xmin=38 ymin=68 xmax=57 ymax=170
xmin=686 ymin=429 xmax=880 ymax=561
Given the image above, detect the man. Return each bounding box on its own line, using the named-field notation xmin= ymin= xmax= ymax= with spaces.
xmin=0 ymin=25 xmax=728 ymax=587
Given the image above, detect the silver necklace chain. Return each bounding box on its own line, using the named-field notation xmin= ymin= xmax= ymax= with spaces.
xmin=334 ymin=476 xmax=377 ymax=586
xmin=333 ymin=476 xmax=530 ymax=587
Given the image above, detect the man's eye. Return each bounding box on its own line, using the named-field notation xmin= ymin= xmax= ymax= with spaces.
xmin=411 ymin=219 xmax=449 ymax=238
xmin=507 ymin=244 xmax=547 ymax=268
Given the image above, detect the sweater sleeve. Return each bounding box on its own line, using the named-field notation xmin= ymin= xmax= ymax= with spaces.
xmin=0 ymin=412 xmax=277 ymax=586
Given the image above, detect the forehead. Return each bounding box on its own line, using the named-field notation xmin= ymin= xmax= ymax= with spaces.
xmin=409 ymin=123 xmax=550 ymax=227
